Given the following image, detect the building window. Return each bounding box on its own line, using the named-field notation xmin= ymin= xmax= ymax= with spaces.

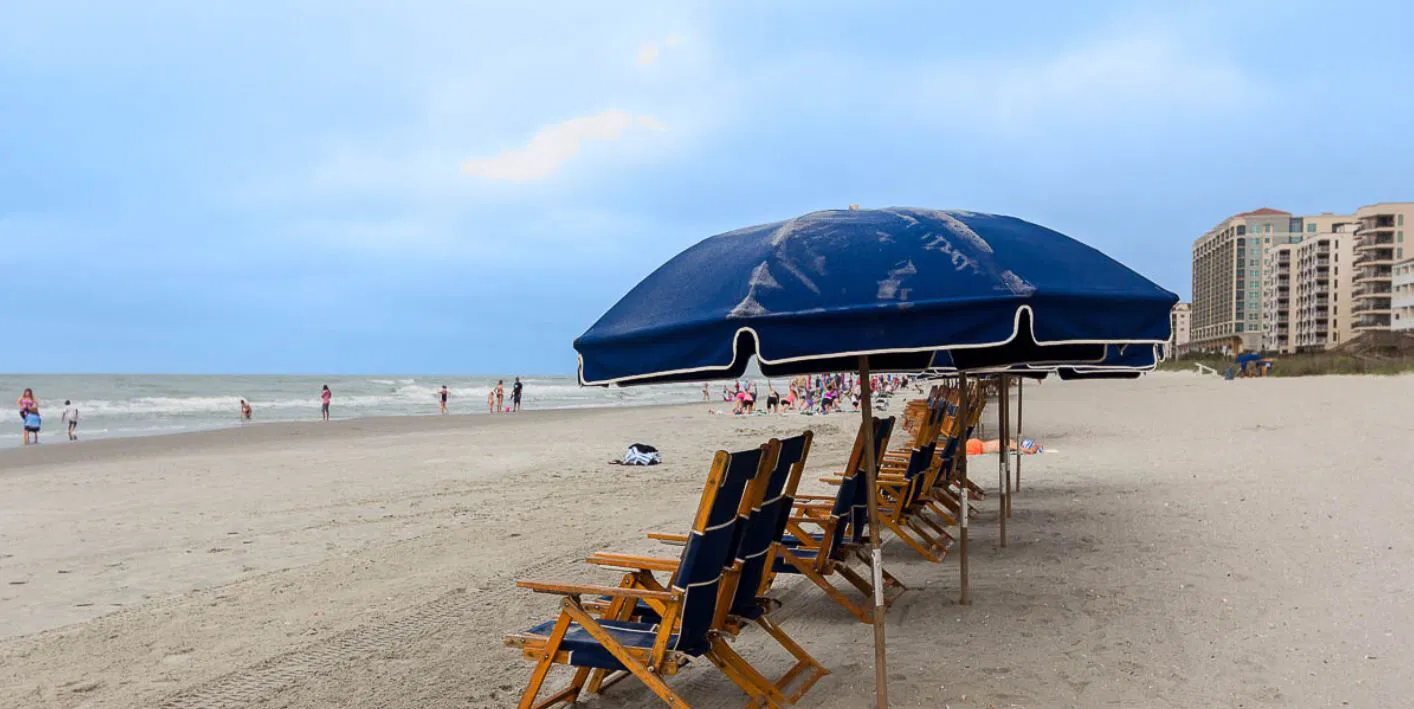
xmin=1265 ymin=224 xmax=1273 ymax=233
xmin=1400 ymin=214 xmax=1405 ymax=226
xmin=1238 ymin=226 xmax=1246 ymax=235
xmin=1307 ymin=223 xmax=1317 ymax=233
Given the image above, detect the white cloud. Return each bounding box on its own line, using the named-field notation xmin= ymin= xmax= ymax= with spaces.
xmin=461 ymin=109 xmax=666 ymax=182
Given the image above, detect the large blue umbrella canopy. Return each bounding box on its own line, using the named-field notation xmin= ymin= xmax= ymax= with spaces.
xmin=576 ymin=207 xmax=1177 ymax=385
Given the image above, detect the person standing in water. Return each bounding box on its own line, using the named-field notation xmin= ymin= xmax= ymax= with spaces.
xmin=495 ymin=380 xmax=505 ymax=413
xmin=22 ymin=406 xmax=41 ymax=445
xmin=61 ymin=400 xmax=78 ymax=441
xmin=439 ymin=385 xmax=449 ymax=414
xmin=240 ymin=399 xmax=253 ymax=421
xmin=511 ymin=377 xmax=523 ymax=412
xmin=320 ymin=385 xmax=332 ymax=421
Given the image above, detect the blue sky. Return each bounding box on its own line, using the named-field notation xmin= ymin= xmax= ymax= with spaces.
xmin=4 ymin=1 xmax=1412 ymax=374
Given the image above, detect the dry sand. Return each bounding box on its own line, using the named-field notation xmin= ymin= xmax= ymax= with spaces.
xmin=2 ymin=373 xmax=1412 ymax=708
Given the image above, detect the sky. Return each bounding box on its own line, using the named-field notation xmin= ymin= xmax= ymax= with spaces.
xmin=3 ymin=0 xmax=1413 ymax=375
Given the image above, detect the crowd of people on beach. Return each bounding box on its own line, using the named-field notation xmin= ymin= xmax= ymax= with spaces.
xmin=704 ymin=373 xmax=911 ymax=416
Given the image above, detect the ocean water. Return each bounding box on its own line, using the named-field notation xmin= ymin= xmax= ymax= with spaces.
xmin=0 ymin=374 xmax=707 ymax=449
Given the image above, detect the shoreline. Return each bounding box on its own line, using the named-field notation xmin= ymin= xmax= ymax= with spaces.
xmin=0 ymin=401 xmax=708 ymax=471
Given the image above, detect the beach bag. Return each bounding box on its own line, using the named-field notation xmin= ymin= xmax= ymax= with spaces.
xmin=618 ymin=443 xmax=661 ymax=466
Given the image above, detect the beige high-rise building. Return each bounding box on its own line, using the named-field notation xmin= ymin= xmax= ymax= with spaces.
xmin=1167 ymin=302 xmax=1190 ymax=357
xmin=1261 ymin=243 xmax=1296 ymax=353
xmin=1191 ymin=208 xmax=1304 ymax=353
xmin=1261 ymin=216 xmax=1359 ymax=353
xmin=1352 ymin=202 xmax=1414 ymax=334
xmin=1393 ymin=257 xmax=1414 ymax=332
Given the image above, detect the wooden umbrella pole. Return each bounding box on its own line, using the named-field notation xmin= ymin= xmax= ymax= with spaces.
xmin=857 ymin=357 xmax=888 ymax=708
xmin=1016 ymin=378 xmax=1023 ymax=492
xmin=958 ymin=372 xmax=971 ymax=605
xmin=997 ymin=375 xmax=1007 ymax=547
xmin=1003 ymin=374 xmax=1012 ymax=519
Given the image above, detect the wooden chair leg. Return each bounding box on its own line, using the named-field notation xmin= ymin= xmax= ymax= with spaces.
xmin=778 ymin=548 xmax=872 ymax=624
xmin=560 ymin=599 xmax=690 ymax=709
xmin=707 ymin=639 xmax=789 ymax=707
xmin=518 ymin=611 xmax=575 ymax=709
xmin=531 ymin=668 xmax=590 ymax=709
xmin=754 ymin=615 xmax=829 ymax=703
xmin=886 ymin=519 xmax=942 ymax=563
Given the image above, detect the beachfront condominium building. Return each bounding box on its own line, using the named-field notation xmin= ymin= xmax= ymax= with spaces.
xmin=1393 ymin=257 xmax=1414 ymax=332
xmin=1352 ymin=202 xmax=1414 ymax=334
xmin=1191 ymin=208 xmax=1306 ymax=353
xmin=1261 ymin=244 xmax=1296 ymax=353
xmin=1167 ymin=302 xmax=1191 ymax=357
xmin=1261 ymin=218 xmax=1359 ymax=353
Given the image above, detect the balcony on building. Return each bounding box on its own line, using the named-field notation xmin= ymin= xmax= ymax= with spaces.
xmin=1356 ymin=232 xmax=1396 ymax=251
xmin=1355 ymin=313 xmax=1393 ymax=330
xmin=1353 ymin=297 xmax=1393 ymax=314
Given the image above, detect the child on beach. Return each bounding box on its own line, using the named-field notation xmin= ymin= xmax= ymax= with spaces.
xmin=22 ymin=407 xmax=40 ymax=444
xmin=61 ymin=400 xmax=78 ymax=441
xmin=486 ymin=390 xmax=495 ymax=414
xmin=439 ymin=386 xmax=449 ymax=414
xmin=320 ymin=385 xmax=332 ymax=421
xmin=17 ymin=388 xmax=36 ymax=420
xmin=495 ymin=380 xmax=504 ymax=412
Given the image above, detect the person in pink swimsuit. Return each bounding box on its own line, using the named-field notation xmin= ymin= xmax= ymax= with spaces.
xmin=320 ymin=385 xmax=332 ymax=421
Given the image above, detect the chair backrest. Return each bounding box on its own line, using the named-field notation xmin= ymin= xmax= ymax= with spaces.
xmin=847 ymin=416 xmax=896 ymax=545
xmin=731 ymin=431 xmax=813 ymax=614
xmin=669 ymin=442 xmax=776 ymax=652
xmin=899 ymin=440 xmax=938 ymax=511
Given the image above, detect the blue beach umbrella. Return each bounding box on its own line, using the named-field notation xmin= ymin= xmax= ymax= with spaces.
xmin=576 ymin=208 xmax=1175 ymax=386
xmin=573 ymin=207 xmax=1177 ymax=708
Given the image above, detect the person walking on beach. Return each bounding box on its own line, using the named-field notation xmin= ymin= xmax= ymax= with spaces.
xmin=239 ymin=399 xmax=252 ymax=421
xmin=22 ymin=406 xmax=41 ymax=445
xmin=439 ymin=386 xmax=449 ymax=415
xmin=702 ymin=383 xmax=709 ymax=400
xmin=495 ymin=380 xmax=505 ymax=413
xmin=512 ymin=377 xmax=523 ymax=412
xmin=320 ymin=385 xmax=332 ymax=421
xmin=61 ymin=400 xmax=78 ymax=441
xmin=486 ymin=389 xmax=495 ymax=414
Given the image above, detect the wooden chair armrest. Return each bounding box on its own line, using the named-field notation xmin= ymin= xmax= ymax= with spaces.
xmin=645 ymin=532 xmax=689 ymax=544
xmin=585 ymin=552 xmax=681 ymax=573
xmin=517 ymin=580 xmax=677 ymax=601
xmin=817 ymin=476 xmax=845 ymax=485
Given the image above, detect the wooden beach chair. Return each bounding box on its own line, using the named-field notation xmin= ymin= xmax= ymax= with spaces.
xmin=770 ymin=417 xmax=907 ymax=624
xmin=504 ymin=442 xmax=788 ymax=708
xmin=594 ymin=432 xmax=829 ymax=706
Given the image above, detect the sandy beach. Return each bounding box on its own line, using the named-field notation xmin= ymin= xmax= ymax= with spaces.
xmin=3 ymin=373 xmax=1413 ymax=708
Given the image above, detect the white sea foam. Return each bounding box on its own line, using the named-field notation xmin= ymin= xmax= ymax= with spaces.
xmin=0 ymin=374 xmax=702 ymax=449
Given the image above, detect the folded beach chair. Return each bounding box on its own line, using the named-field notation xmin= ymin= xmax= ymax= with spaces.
xmin=771 ymin=417 xmax=906 ymax=624
xmin=593 ymin=432 xmax=829 ymax=706
xmin=505 ymin=442 xmax=785 ymax=708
